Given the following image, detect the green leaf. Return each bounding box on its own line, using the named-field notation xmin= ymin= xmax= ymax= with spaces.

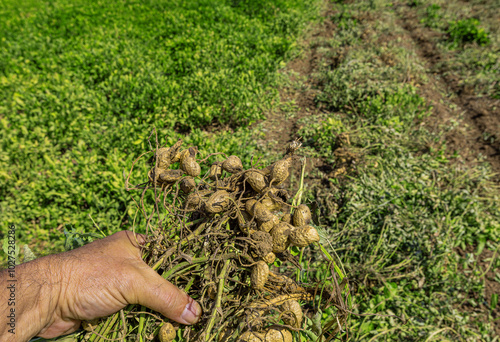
xmin=22 ymin=245 xmax=37 ymax=262
xmin=491 ymin=293 xmax=498 ymax=310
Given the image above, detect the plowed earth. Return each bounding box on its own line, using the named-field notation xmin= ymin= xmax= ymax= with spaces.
xmin=260 ymin=0 xmax=499 ymax=338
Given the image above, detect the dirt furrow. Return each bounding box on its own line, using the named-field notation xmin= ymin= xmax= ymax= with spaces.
xmin=397 ymin=7 xmax=500 ymax=176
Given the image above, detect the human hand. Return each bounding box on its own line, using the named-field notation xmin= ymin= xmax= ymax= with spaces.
xmin=0 ymin=230 xmax=202 ymax=341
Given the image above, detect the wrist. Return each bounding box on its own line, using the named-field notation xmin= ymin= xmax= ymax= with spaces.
xmin=1 ymin=254 xmax=65 ymax=341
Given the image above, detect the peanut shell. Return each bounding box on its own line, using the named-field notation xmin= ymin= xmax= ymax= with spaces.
xmin=237 ymin=210 xmax=254 ymax=233
xmin=209 ymin=163 xmax=222 ymax=180
xmin=281 ymin=300 xmax=303 ymax=328
xmin=280 ymin=213 xmax=291 ymax=224
xmin=148 ymin=167 xmax=165 ymax=183
xmin=251 ymin=260 xmax=269 ymax=290
xmin=261 ymin=196 xmax=281 ymax=212
xmin=222 ymin=155 xmax=243 ymax=173
xmin=270 ymin=157 xmax=292 ymax=185
xmin=270 ymin=222 xmax=292 ymax=253
xmin=262 ymin=251 xmax=276 ymax=264
xmin=245 ymin=199 xmax=257 ymax=216
xmin=263 ymin=328 xmax=292 ymax=342
xmin=168 ymin=139 xmax=183 ymax=162
xmin=246 ymin=171 xmax=266 ymax=193
xmin=159 ymin=322 xmax=176 ymax=342
xmin=182 ymin=158 xmax=201 ymax=177
xmin=205 ymin=190 xmax=232 ymax=214
xmin=238 ymin=331 xmax=265 ymax=342
xmin=180 ymin=147 xmax=201 ymax=177
xmin=178 ymin=149 xmax=190 ymax=163
xmin=156 ymin=147 xmax=172 ymax=170
xmin=292 ymin=204 xmax=311 ymax=227
xmin=253 ymin=201 xmax=274 ymax=223
xmin=289 ymin=225 xmax=320 ymax=247
xmin=259 ymin=214 xmax=279 ymax=233
xmin=159 ymin=169 xmax=184 ymax=183
xmin=185 ymin=190 xmax=212 ymax=210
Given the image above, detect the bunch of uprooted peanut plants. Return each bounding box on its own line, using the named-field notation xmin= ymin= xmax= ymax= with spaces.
xmin=81 ymin=136 xmax=350 ymax=342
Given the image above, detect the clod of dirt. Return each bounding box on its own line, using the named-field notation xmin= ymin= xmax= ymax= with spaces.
xmin=250 ymin=231 xmax=273 ymax=258
xmin=180 ymin=177 xmax=196 ymax=194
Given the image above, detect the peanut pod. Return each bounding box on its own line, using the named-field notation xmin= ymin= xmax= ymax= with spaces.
xmin=180 ymin=177 xmax=196 ymax=193
xmin=159 ymin=169 xmax=184 ymax=183
xmin=270 ymin=222 xmax=292 ymax=253
xmin=281 ymin=300 xmax=303 ymax=328
xmin=292 ymin=204 xmax=311 ymax=227
xmin=251 ymin=260 xmax=269 ymax=290
xmin=246 ymin=170 xmax=267 ymax=193
xmin=205 ymin=190 xmax=232 ymax=214
xmin=259 ymin=214 xmax=279 ymax=233
xmin=159 ymin=322 xmax=176 ymax=342
xmin=209 ymin=163 xmax=222 ymax=180
xmin=270 ymin=157 xmax=292 ymax=185
xmin=289 ymin=225 xmax=320 ymax=247
xmin=180 ymin=147 xmax=201 ymax=177
xmin=222 ymin=155 xmax=243 ymax=173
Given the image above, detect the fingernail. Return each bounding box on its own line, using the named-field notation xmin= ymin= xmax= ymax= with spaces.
xmin=181 ymin=297 xmax=202 ymax=324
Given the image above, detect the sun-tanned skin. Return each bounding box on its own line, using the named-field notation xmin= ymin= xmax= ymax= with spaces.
xmin=0 ymin=231 xmax=202 ymax=342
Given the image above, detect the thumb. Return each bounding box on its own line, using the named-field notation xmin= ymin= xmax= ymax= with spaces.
xmin=130 ymin=264 xmax=202 ymax=325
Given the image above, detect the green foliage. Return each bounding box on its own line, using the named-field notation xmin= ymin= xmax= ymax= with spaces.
xmin=333 ymin=6 xmax=358 ymax=31
xmin=410 ymin=0 xmax=499 ymax=99
xmin=420 ymin=4 xmax=441 ymax=28
xmin=63 ymin=225 xmax=103 ymax=251
xmin=0 ymin=0 xmax=321 ymax=260
xmin=447 ymin=18 xmax=490 ymax=47
xmin=298 ymin=0 xmax=500 ymax=339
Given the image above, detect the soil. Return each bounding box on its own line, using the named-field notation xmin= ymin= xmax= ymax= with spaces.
xmin=263 ymin=3 xmax=500 ymax=187
xmin=259 ymin=7 xmax=339 ymax=191
xmin=258 ymin=0 xmax=499 ymax=337
xmin=396 ymin=5 xmax=500 ymax=179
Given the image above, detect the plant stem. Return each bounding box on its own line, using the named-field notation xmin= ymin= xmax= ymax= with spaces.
xmin=292 ymin=157 xmax=307 ymax=208
xmin=138 ymin=306 xmax=146 ymax=342
xmin=205 ymin=258 xmax=231 ymax=341
xmin=296 ymin=247 xmax=305 ymax=282
xmin=152 ymin=221 xmax=206 ymax=271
